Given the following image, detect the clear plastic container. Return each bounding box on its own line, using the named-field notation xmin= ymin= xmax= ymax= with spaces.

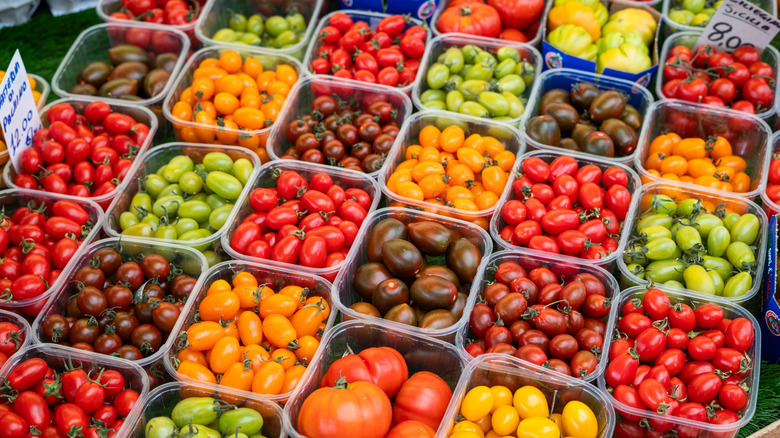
xmin=0 ymin=308 xmax=32 ymax=357
xmin=656 ymin=32 xmax=779 ymax=121
xmin=283 ymin=320 xmax=466 ymax=437
xmin=761 ymin=131 xmax=780 ymax=215
xmin=429 ymin=0 xmax=549 ymax=46
xmin=598 ymin=285 xmax=761 ymax=438
xmin=221 ymin=160 xmax=380 ymax=281
xmin=162 ymin=46 xmax=303 ymax=157
xmin=194 ymin=0 xmax=323 ymax=60
xmin=455 ymin=250 xmax=619 ymax=383
xmin=617 ymin=181 xmax=768 ymax=303
xmin=437 ymin=353 xmax=616 ymax=437
xmin=662 ymin=0 xmax=777 ymax=36
xmin=265 ymin=75 xmax=413 ymax=177
xmin=378 ymin=110 xmax=525 ymax=227
xmin=101 ymin=142 xmax=261 ymax=260
xmin=522 ymin=68 xmax=655 ymax=166
xmin=31 ymin=237 xmax=209 ymax=369
xmin=0 ymin=189 xmax=103 ymax=318
xmin=3 ymin=98 xmax=158 ymax=211
xmin=634 ymin=99 xmax=772 ymax=200
xmin=411 ymin=33 xmax=542 ymax=125
xmin=96 ymin=0 xmax=208 ymax=47
xmin=164 ymin=260 xmax=338 ymax=404
xmin=490 ymin=149 xmax=641 ymax=268
xmin=0 ymin=0 xmax=40 ymax=28
xmin=0 ymin=344 xmax=150 ymax=437
xmin=302 ymin=10 xmax=430 ymax=95
xmin=51 ymin=22 xmax=190 ymax=120
xmin=331 ymin=207 xmax=493 ymax=342
xmin=133 ymin=380 xmax=286 ymax=438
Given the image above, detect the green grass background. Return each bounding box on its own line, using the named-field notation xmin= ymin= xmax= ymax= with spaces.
xmin=1 ymin=3 xmax=780 ymax=436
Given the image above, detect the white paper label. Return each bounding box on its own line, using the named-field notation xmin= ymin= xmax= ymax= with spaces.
xmin=696 ymin=0 xmax=780 ymax=51
xmin=0 ymin=50 xmax=43 ymax=173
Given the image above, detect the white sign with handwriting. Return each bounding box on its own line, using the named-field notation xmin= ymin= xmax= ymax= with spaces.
xmin=0 ymin=50 xmax=43 ymax=173
xmin=696 ymin=0 xmax=780 ymax=52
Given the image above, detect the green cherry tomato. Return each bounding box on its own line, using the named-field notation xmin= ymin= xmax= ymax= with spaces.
xmin=477 ymin=92 xmax=510 ymax=117
xmin=218 ymin=408 xmax=264 ymax=436
xmin=171 ymin=398 xmax=220 ymax=427
xmin=179 ymin=172 xmax=204 ymax=195
xmin=670 ymin=219 xmax=690 ymax=239
xmin=426 ymin=63 xmax=450 ymax=89
xmin=709 ymin=270 xmax=725 ymax=295
xmin=190 ymin=192 xmax=209 ymax=203
xmin=145 ymin=174 xmax=169 ymax=199
xmin=232 ymin=158 xmax=254 ymax=185
xmin=626 ymin=263 xmax=645 ymax=279
xmin=446 ymin=75 xmax=464 ymax=91
xmin=494 ymin=59 xmax=518 ymax=79
xmin=154 ymin=224 xmax=178 ymax=240
xmin=458 ymin=80 xmax=490 ymax=97
xmin=203 ymin=250 xmax=221 ymax=267
xmin=473 ymin=52 xmax=497 ymax=67
xmin=247 ymin=15 xmax=264 ymax=35
xmin=726 ymin=241 xmax=756 ymax=270
xmin=707 ymin=226 xmax=731 ymax=257
xmin=504 ymin=92 xmax=525 ymax=118
xmin=141 ymin=213 xmax=160 ymax=228
xmin=424 ymin=101 xmax=447 ymax=110
xmin=275 ymin=31 xmax=298 ymax=48
xmin=646 ymin=238 xmax=678 ymax=260
xmin=496 ymin=74 xmax=525 ymax=96
xmin=675 ymin=225 xmax=702 ymax=251
xmin=209 ymin=204 xmax=234 ymax=230
xmin=163 ymin=155 xmax=195 ymax=183
xmin=119 ymin=211 xmax=139 ymax=231
xmin=730 ymin=213 xmax=759 ymax=245
xmin=625 ymin=242 xmax=649 ymax=266
xmin=206 ymin=194 xmax=229 ymax=210
xmin=175 ymin=218 xmax=200 ymax=236
xmin=464 ymin=62 xmax=493 ymax=81
xmin=122 ymin=223 xmax=154 ymax=238
xmin=702 ymin=255 xmax=733 ymax=281
xmin=179 ymin=425 xmax=218 ymax=438
xmin=644 ymin=260 xmax=685 ymax=283
xmin=722 ymin=212 xmax=740 ymax=230
xmin=517 ymin=61 xmax=536 ymax=87
xmin=693 ymin=213 xmax=723 ymax=238
xmin=159 ymin=183 xmax=184 ymax=198
xmin=442 ymin=48 xmax=465 ymax=73
xmin=212 ymin=29 xmax=238 ymax=42
xmin=420 ymin=89 xmax=446 ymax=104
xmin=265 ymin=16 xmax=289 ymax=37
xmin=650 ymin=195 xmax=677 ymax=215
xmin=179 ymin=229 xmax=213 ymax=250
xmin=458 ymin=101 xmax=490 ymax=118
xmin=641 ymin=225 xmax=672 ymax=242
xmin=229 ymin=13 xmax=248 ymax=32
xmin=446 ymin=90 xmax=465 ymax=113
xmin=179 ymin=200 xmax=212 ymax=223
xmin=723 ymin=272 xmax=752 ymax=297
xmin=153 ymin=195 xmax=184 ymax=217
xmin=286 ymin=13 xmax=306 ymax=32
xmin=676 ymin=198 xmax=703 ymax=217
xmin=461 ymin=45 xmax=481 ymax=63
xmin=497 ymin=47 xmax=521 ymax=63
xmin=145 ymin=417 xmax=177 ymax=438
xmin=683 ymin=265 xmax=716 ymax=294
xmin=637 ymin=214 xmax=673 ymax=232
xmin=131 ymin=192 xmax=153 ymax=218
xmin=664 ymin=280 xmax=685 ymax=288
xmin=205 ymin=171 xmax=243 ymax=202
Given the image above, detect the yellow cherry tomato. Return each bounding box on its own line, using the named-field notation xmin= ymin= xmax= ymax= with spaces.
xmin=513 ymin=386 xmax=549 ymax=419
xmin=452 ymin=421 xmax=484 ymax=437
xmin=516 ymin=417 xmax=560 ymax=438
xmin=492 ymin=405 xmax=520 ymax=436
xmin=490 ymin=386 xmax=514 ymax=413
xmin=561 ymin=401 xmax=598 ymax=438
xmin=461 ymin=386 xmax=495 ymax=422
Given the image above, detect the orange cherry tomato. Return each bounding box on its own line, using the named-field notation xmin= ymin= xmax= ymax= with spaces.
xmin=177 ymin=348 xmax=208 ymax=367
xmin=238 ymin=311 xmax=263 ymax=346
xmin=293 ymin=335 xmax=319 ymax=363
xmin=199 ymin=291 xmax=240 ymax=321
xmin=219 ymin=362 xmax=254 ymax=400
xmin=715 ymin=155 xmax=747 ymax=173
xmin=271 ymin=348 xmax=297 ymax=370
xmin=263 ymin=314 xmax=297 ymax=349
xmin=259 ymin=293 xmax=298 ymax=319
xmin=178 ymin=359 xmax=217 ymax=384
xmin=660 ymin=155 xmax=688 ymax=177
xmin=252 ymin=361 xmax=285 ymax=395
xmin=686 ymin=158 xmax=716 ymax=178
xmin=281 ymin=364 xmax=307 ymax=393
xmin=187 ymin=321 xmax=225 ymax=351
xmin=672 ymin=138 xmax=706 ymax=160
xmin=708 ymin=136 xmax=733 ymax=160
xmin=419 ymin=125 xmax=441 ymax=149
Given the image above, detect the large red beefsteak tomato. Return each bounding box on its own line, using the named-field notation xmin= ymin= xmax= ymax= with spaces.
xmin=392 ymin=371 xmax=453 ymax=430
xmin=320 ymin=347 xmax=408 ymax=399
xmin=436 ymin=2 xmax=502 ymax=38
xmin=488 ymin=0 xmax=545 ymax=31
xmin=298 ymin=380 xmax=392 ymax=438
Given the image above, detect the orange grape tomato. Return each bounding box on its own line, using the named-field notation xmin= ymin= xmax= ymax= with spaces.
xmin=199 ymin=291 xmax=240 ymax=321
xmin=262 ymin=314 xmax=297 ymax=349
xmin=276 ymin=64 xmax=298 ymax=86
xmin=259 ymin=293 xmax=298 ymax=319
xmin=411 ymin=161 xmax=446 ymax=183
xmin=446 ymin=185 xmax=475 ymax=202
xmin=645 ymin=152 xmax=665 ymax=171
xmin=396 ymin=181 xmax=425 ymax=201
xmin=419 ymin=125 xmax=442 ymax=149
xmin=291 ymin=306 xmax=326 ymax=338
xmin=405 ymin=145 xmax=423 ymax=160
xmin=271 ymin=348 xmax=297 ymax=370
xmin=242 ymin=57 xmax=264 ymax=78
xmin=208 ymin=279 xmax=232 ymax=295
xmin=418 ymin=146 xmax=441 ymax=163
xmin=418 ymin=174 xmax=448 ymax=199
xmin=447 ymin=163 xmax=476 ymax=187
xmin=244 ymin=346 xmax=271 ymax=371
xmin=238 ymin=311 xmax=263 ymax=346
xmin=482 ymin=136 xmax=505 ymax=157
xmin=481 ymin=166 xmax=508 ymax=196
xmin=303 ymin=296 xmax=330 ymax=320
xmin=191 ymin=77 xmax=215 ymax=101
xmin=648 ymin=134 xmax=675 ymax=156
xmin=685 ymin=158 xmax=716 ymax=178
xmin=178 ymin=360 xmax=217 ymax=384
xmin=386 ymin=168 xmax=412 ymax=193
xmin=293 ymin=335 xmax=319 ymax=363
xmin=219 ymin=50 xmax=243 ymax=73
xmin=715 ymin=155 xmax=747 ymax=173
xmin=278 ymin=285 xmax=306 ymax=306
xmin=457 ymin=148 xmax=487 ymax=173
xmin=187 ymin=321 xmax=225 ymax=351
xmin=440 ymin=125 xmax=465 ymax=153
xmin=251 ymin=361 xmax=285 ymax=395
xmin=177 ymin=348 xmax=208 ymax=367
xmin=672 ymin=138 xmax=706 ymax=160
xmin=281 ymin=365 xmax=306 ymax=393
xmin=233 ymin=108 xmax=267 ymax=130
xmin=731 ymin=172 xmax=751 ymax=192
xmin=660 ymin=155 xmax=688 ymax=177
xmin=475 ymin=191 xmax=499 ymax=210
xmin=708 ymin=136 xmax=733 ymax=160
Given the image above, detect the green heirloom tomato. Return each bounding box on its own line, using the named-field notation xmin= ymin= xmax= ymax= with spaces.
xmin=730 ymin=213 xmax=759 ymax=245
xmin=645 ymin=260 xmax=685 ymax=283
xmin=496 ymin=47 xmax=521 ymax=63
xmin=459 ymin=101 xmax=490 ymax=118
xmin=154 ymin=224 xmax=178 ymax=240
xmin=179 ymin=172 xmax=204 ymax=195
xmin=665 ymin=280 xmax=685 ymax=288
xmin=640 ymin=225 xmax=672 ymax=242
xmin=597 ymin=43 xmax=652 ymax=74
xmin=547 ymin=25 xmax=596 ymax=59
xmin=426 ymin=64 xmax=450 ymax=89
xmin=683 ymin=265 xmax=716 ymax=294
xmin=596 ymin=32 xmax=648 ymax=55
xmin=442 ymin=48 xmax=465 ymax=73
xmin=206 ymin=172 xmax=243 ymax=202
xmin=676 ymin=198 xmax=702 ymax=217
xmin=203 ymin=152 xmax=233 ymax=172
xmin=723 ymin=212 xmax=740 ymax=230
xmin=702 ymin=255 xmax=732 ymax=281
xmin=119 ymin=212 xmax=139 ymax=231
xmin=145 ymin=174 xmax=169 ymax=199
xmin=171 ymin=397 xmax=222 ymax=427
xmin=153 ymin=195 xmax=184 ymax=217
xmin=709 ymin=270 xmax=725 ymax=295
xmin=637 ymin=214 xmax=673 ymax=232
xmin=131 ymin=193 xmax=153 ymax=218
xmin=180 ymin=425 xmax=219 ymax=438
xmin=650 ymin=194 xmax=677 ymax=215
xmin=175 ymin=218 xmax=200 ymax=235
xmin=233 ymin=158 xmax=254 ymax=185
xmin=496 ymin=75 xmax=525 ymax=96
xmin=477 ymin=92 xmax=510 ymax=117
xmin=646 ymin=238 xmax=677 ymax=260
xmin=159 ymin=183 xmax=184 ymax=198
xmin=209 ymin=204 xmax=234 ymax=230
xmin=446 ymin=90 xmax=465 ymax=113
xmin=179 ymin=200 xmax=212 ymax=223
xmin=675 ymin=226 xmax=702 ymax=251
xmin=218 ymin=408 xmax=264 ymax=436
xmin=707 ymin=226 xmax=731 ymax=257
xmin=726 ymin=241 xmax=756 ymax=270
xmin=163 ymin=155 xmax=194 ymax=183
xmin=146 ymin=417 xmax=177 ymax=438
xmin=723 ymin=272 xmax=752 ymax=297
xmin=693 ymin=213 xmax=723 ymax=238
xmin=122 ymin=223 xmax=154 ymax=238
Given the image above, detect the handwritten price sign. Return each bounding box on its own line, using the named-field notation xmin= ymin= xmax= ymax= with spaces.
xmin=0 ymin=50 xmax=42 ymax=174
xmin=696 ymin=0 xmax=780 ymax=51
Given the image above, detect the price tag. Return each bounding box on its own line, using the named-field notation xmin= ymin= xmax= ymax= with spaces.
xmin=0 ymin=50 xmax=43 ymax=174
xmin=696 ymin=0 xmax=780 ymax=52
